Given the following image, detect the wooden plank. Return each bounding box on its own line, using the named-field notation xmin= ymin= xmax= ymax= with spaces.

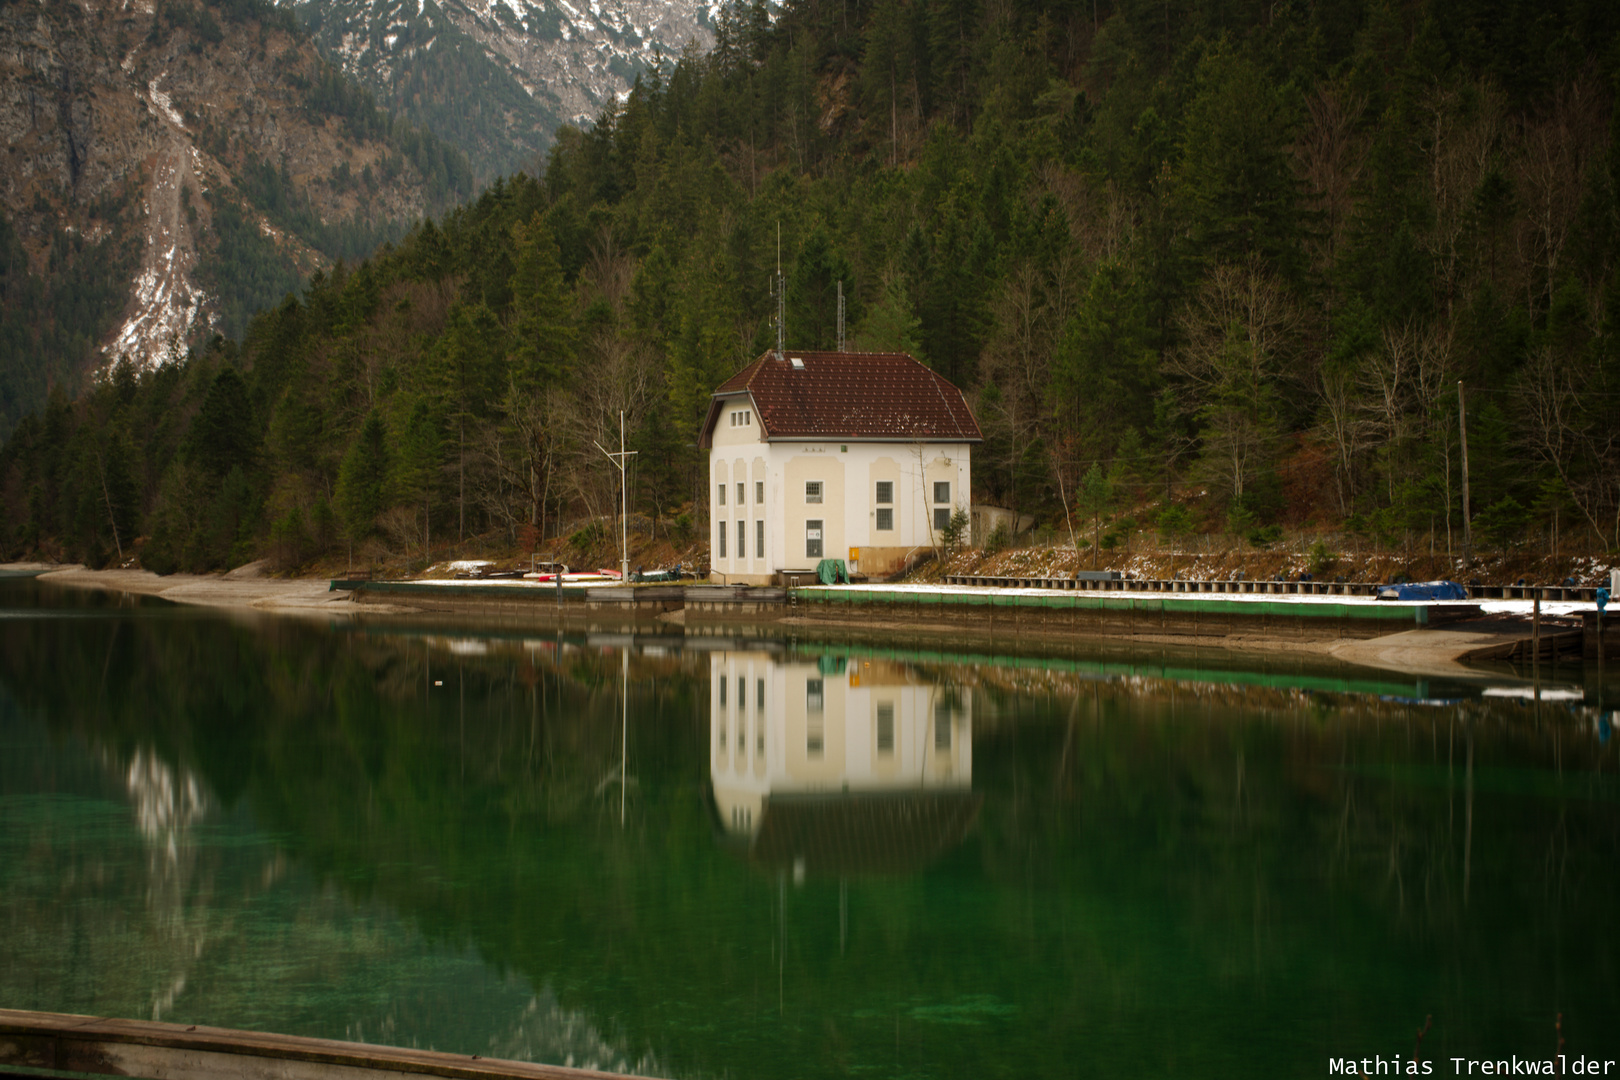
xmin=0 ymin=1010 xmax=656 ymax=1080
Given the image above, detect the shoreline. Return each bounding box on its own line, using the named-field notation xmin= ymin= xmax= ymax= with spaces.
xmin=6 ymin=563 xmax=360 ymax=617
xmin=4 ymin=564 xmax=1573 ymax=681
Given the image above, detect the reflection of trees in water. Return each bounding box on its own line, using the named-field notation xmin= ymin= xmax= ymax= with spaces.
xmin=4 ymin=592 xmax=1618 ymax=1074
xmin=972 ymin=677 xmax=1618 ymax=1040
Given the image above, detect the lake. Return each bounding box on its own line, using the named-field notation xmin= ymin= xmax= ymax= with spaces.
xmin=2 ymin=574 xmax=1617 ymax=1077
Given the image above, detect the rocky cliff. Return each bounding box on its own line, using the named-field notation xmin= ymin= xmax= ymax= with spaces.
xmin=0 ymin=0 xmax=471 ymax=435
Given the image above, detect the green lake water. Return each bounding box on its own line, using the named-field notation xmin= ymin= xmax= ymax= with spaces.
xmin=2 ymin=575 xmax=1618 ymax=1077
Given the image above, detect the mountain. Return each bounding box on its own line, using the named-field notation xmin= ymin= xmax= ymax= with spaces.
xmin=292 ymin=0 xmax=718 ymax=181
xmin=0 ymin=0 xmax=473 ymax=438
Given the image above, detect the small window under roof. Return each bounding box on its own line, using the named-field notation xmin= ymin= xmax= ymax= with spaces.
xmin=789 ymin=356 xmax=805 ymax=370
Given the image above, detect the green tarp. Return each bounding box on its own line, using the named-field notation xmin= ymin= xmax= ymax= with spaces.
xmin=816 ymin=558 xmax=850 ymax=584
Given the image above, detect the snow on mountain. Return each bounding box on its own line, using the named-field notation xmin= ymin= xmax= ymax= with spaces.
xmin=293 ymin=0 xmax=717 ymax=178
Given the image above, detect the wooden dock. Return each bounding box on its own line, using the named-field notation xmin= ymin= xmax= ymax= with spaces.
xmin=0 ymin=1009 xmax=655 ymax=1080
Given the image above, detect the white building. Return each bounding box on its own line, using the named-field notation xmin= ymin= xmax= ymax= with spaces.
xmin=709 ymin=649 xmax=976 ymax=877
xmin=699 ymin=350 xmax=982 ymax=584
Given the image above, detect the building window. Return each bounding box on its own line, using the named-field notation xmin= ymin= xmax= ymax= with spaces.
xmin=805 ymin=519 xmax=823 ymax=559
xmin=877 ymin=703 xmax=894 ymax=754
xmin=737 ymin=482 xmax=745 ymax=506
xmin=756 ymin=519 xmax=764 ymax=557
xmin=805 ymin=481 xmax=822 ymax=504
xmin=719 ymin=677 xmax=727 ymax=707
xmin=738 ymin=677 xmax=746 ymax=712
xmin=756 ymin=678 xmax=765 ymax=753
xmin=717 ymin=483 xmax=726 ymax=506
xmin=757 ymin=678 xmax=765 ymax=711
xmin=718 ymin=523 xmax=727 ymax=558
xmin=875 ymin=481 xmax=893 ymax=504
xmin=737 ymin=519 xmax=746 ymax=559
xmin=876 ymin=508 xmax=893 ymax=531
xmin=933 ymin=481 xmax=950 ymax=504
xmin=807 ymin=678 xmax=824 ymax=757
xmin=934 ymin=701 xmax=952 ymax=750
xmin=756 ymin=481 xmax=764 ymax=504
xmin=934 ymin=507 xmax=950 ymax=531
xmin=806 ymin=680 xmax=829 ymax=757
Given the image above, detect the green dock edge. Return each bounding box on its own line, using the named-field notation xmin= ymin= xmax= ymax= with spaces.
xmin=332 ymin=580 xmax=1451 ymax=626
xmin=792 ymin=588 xmax=1443 ymax=625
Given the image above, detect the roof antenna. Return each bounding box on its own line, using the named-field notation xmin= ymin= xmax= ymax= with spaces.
xmin=775 ymin=222 xmax=785 ymax=362
xmin=836 ymin=279 xmax=846 ymax=353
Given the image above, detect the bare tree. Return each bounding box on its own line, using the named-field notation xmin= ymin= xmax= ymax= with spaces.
xmin=1295 ymin=83 xmax=1368 ymax=320
xmin=1418 ymin=82 xmax=1505 ymax=322
xmin=1513 ymin=79 xmax=1605 ymax=317
xmin=1168 ymin=258 xmax=1304 ymax=507
xmin=1518 ymin=346 xmax=1620 ymax=545
xmin=1316 ymin=365 xmax=1367 ymax=515
xmin=1168 ymin=257 xmax=1305 ymax=406
xmin=977 ymin=256 xmax=1078 ymax=509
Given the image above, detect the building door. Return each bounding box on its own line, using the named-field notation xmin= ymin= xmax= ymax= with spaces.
xmin=805 ymin=519 xmax=823 ymax=559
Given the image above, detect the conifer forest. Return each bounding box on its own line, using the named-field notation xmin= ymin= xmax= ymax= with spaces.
xmin=5 ymin=0 xmax=1620 ymax=573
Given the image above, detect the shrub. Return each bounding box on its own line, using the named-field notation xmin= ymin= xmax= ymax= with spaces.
xmin=942 ymin=507 xmax=969 ymax=557
xmin=1247 ymin=524 xmax=1283 ymax=547
xmin=1475 ymin=496 xmax=1530 ymax=553
xmin=570 ymin=520 xmax=607 ymax=550
xmin=1308 ymin=539 xmax=1338 ymax=577
xmin=984 ymin=520 xmax=1011 ymax=554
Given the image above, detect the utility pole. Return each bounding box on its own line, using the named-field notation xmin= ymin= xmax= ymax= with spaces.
xmin=1458 ymin=380 xmax=1472 ymax=565
xmin=594 ymin=410 xmax=638 ymax=584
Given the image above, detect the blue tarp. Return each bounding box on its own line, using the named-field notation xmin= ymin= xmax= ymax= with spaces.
xmin=1376 ymin=580 xmax=1468 ymax=601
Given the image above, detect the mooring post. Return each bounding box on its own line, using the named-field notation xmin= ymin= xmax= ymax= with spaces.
xmin=1533 ymin=595 xmax=1541 ymax=660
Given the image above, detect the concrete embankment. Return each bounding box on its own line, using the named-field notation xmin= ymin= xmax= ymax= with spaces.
xmin=10 ymin=564 xmax=1606 ymax=677
xmin=0 ymin=1008 xmax=651 ymax=1080
xmin=326 ymin=579 xmax=1603 ymax=677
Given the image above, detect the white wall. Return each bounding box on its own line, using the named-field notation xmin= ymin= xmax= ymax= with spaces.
xmin=709 ymin=651 xmax=974 ymax=838
xmin=709 ymin=397 xmax=973 ymax=583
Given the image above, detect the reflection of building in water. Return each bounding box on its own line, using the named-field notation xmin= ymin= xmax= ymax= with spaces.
xmin=710 ymin=651 xmax=978 ymax=877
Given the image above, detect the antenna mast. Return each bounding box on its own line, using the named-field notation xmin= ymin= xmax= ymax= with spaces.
xmin=775 ymin=222 xmax=785 ymax=360
xmin=836 ymin=280 xmax=846 ymax=352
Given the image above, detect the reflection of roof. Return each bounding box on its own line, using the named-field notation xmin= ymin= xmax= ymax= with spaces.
xmin=747 ymin=790 xmax=981 ymax=877
xmin=698 ymin=351 xmax=983 ymax=447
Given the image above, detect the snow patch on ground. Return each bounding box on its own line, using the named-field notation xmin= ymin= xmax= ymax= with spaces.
xmin=146 ymin=74 xmax=185 ymax=127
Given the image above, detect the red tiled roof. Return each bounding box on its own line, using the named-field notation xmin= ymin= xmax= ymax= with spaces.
xmin=699 ymin=351 xmax=982 ymax=448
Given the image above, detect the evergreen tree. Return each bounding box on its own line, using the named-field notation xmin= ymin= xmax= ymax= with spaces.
xmin=337 ymin=411 xmax=390 ymax=543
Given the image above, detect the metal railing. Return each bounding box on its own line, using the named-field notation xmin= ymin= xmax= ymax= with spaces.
xmin=939 ymin=575 xmax=1600 ymax=602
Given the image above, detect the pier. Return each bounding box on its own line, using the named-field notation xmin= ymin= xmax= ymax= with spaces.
xmin=325 ymin=577 xmax=1617 ymax=669
xmin=0 ymin=1009 xmax=651 ymax=1080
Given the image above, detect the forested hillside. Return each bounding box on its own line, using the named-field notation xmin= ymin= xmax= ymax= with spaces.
xmin=4 ymin=0 xmax=1619 ymax=573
